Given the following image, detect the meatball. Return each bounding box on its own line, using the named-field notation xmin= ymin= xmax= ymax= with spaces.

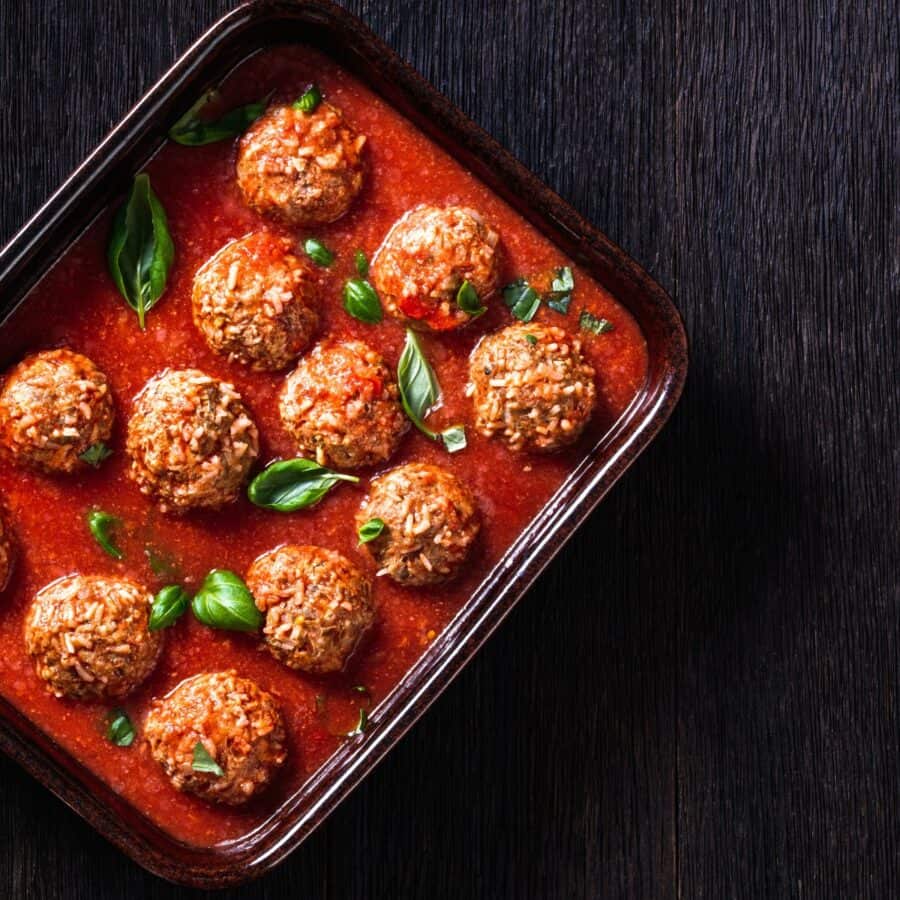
xmin=370 ymin=205 xmax=501 ymax=332
xmin=356 ymin=463 xmax=480 ymax=586
xmin=192 ymin=232 xmax=320 ymax=371
xmin=247 ymin=545 xmax=374 ymax=674
xmin=24 ymin=575 xmax=161 ymax=700
xmin=145 ymin=671 xmax=287 ymax=806
xmin=0 ymin=503 xmax=15 ymax=591
xmin=126 ymin=369 xmax=259 ymax=513
xmin=0 ymin=348 xmax=114 ymax=474
xmin=236 ymin=101 xmax=365 ymax=226
xmin=279 ymin=340 xmax=408 ymax=469
xmin=469 ymin=322 xmax=596 ymax=453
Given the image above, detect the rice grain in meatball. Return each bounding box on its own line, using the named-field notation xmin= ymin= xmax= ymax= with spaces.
xmin=356 ymin=463 xmax=480 ymax=586
xmin=145 ymin=671 xmax=286 ymax=806
xmin=247 ymin=545 xmax=374 ymax=674
xmin=0 ymin=349 xmax=114 ymax=473
xmin=469 ymin=322 xmax=596 ymax=453
xmin=126 ymin=369 xmax=259 ymax=512
xmin=279 ymin=340 xmax=408 ymax=469
xmin=192 ymin=232 xmax=319 ymax=370
xmin=24 ymin=575 xmax=161 ymax=700
xmin=371 ymin=205 xmax=501 ymax=331
xmin=236 ymin=101 xmax=366 ymax=226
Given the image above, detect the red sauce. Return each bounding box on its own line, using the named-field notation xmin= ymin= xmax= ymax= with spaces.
xmin=0 ymin=46 xmax=647 ymax=846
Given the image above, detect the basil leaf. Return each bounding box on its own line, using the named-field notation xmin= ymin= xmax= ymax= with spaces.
xmin=503 ymin=279 xmax=540 ymax=322
xmin=579 ymin=309 xmax=614 ymax=335
xmin=145 ymin=545 xmax=179 ymax=579
xmin=107 ymin=173 xmax=175 ymax=329
xmin=192 ymin=742 xmax=224 ymax=776
xmin=304 ymin=237 xmax=334 ymax=267
xmin=456 ymin=280 xmax=485 ymax=317
xmin=525 ymin=333 xmax=538 ymax=345
xmin=343 ymin=278 xmax=383 ymax=324
xmin=357 ymin=517 xmax=385 ymax=544
xmin=169 ymin=91 xmax=269 ymax=145
xmin=87 ymin=510 xmax=123 ymax=560
xmin=440 ymin=425 xmax=467 ymax=453
xmin=149 ymin=585 xmax=190 ymax=631
xmin=191 ymin=569 xmax=263 ymax=632
xmin=293 ymin=84 xmax=322 ymax=113
xmin=79 ymin=441 xmax=112 ymax=468
xmin=106 ymin=709 xmax=135 ymax=747
xmin=345 ymin=707 xmax=369 ymax=737
xmin=397 ymin=329 xmax=440 ymax=428
xmin=248 ymin=458 xmax=359 ymax=513
xmin=546 ymin=266 xmax=575 ymax=314
xmin=354 ymin=250 xmax=369 ymax=277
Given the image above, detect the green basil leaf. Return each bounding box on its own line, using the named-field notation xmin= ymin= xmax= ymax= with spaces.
xmin=304 ymin=237 xmax=334 ymax=267
xmin=397 ymin=329 xmax=440 ymax=429
xmin=169 ymin=90 xmax=269 ymax=145
xmin=149 ymin=585 xmax=190 ymax=631
xmin=440 ymin=425 xmax=467 ymax=453
xmin=248 ymin=458 xmax=359 ymax=513
xmin=293 ymin=83 xmax=322 ymax=113
xmin=192 ymin=742 xmax=224 ymax=776
xmin=354 ymin=250 xmax=369 ymax=277
xmin=107 ymin=173 xmax=175 ymax=329
xmin=87 ymin=509 xmax=123 ymax=560
xmin=191 ymin=569 xmax=263 ymax=632
xmin=503 ymin=279 xmax=541 ymax=322
xmin=579 ymin=309 xmax=614 ymax=335
xmin=546 ymin=266 xmax=575 ymax=314
xmin=345 ymin=707 xmax=369 ymax=737
xmin=79 ymin=441 xmax=112 ymax=468
xmin=343 ymin=278 xmax=383 ymax=324
xmin=106 ymin=709 xmax=135 ymax=747
xmin=455 ymin=280 xmax=485 ymax=317
xmin=357 ymin=517 xmax=385 ymax=544
xmin=525 ymin=333 xmax=538 ymax=345
xmin=145 ymin=545 xmax=179 ymax=579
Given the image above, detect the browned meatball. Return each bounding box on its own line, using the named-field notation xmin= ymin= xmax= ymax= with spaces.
xmin=0 ymin=349 xmax=114 ymax=474
xmin=469 ymin=322 xmax=596 ymax=453
xmin=24 ymin=575 xmax=162 ymax=700
xmin=279 ymin=340 xmax=408 ymax=470
xmin=356 ymin=463 xmax=480 ymax=586
xmin=0 ymin=503 xmax=15 ymax=591
xmin=126 ymin=369 xmax=259 ymax=513
xmin=247 ymin=545 xmax=375 ymax=674
xmin=371 ymin=205 xmax=501 ymax=332
xmin=145 ymin=671 xmax=287 ymax=806
xmin=192 ymin=232 xmax=319 ymax=371
xmin=236 ymin=101 xmax=365 ymax=226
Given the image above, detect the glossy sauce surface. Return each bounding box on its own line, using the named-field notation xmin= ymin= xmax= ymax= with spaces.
xmin=0 ymin=46 xmax=647 ymax=846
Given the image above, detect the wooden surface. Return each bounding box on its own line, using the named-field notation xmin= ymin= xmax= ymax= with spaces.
xmin=0 ymin=0 xmax=897 ymax=896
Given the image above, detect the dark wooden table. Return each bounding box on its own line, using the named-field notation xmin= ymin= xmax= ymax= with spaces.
xmin=0 ymin=1 xmax=896 ymax=897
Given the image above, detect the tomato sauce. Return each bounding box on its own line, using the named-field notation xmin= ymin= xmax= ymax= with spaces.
xmin=0 ymin=46 xmax=647 ymax=846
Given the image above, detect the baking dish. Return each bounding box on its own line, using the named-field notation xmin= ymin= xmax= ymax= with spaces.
xmin=0 ymin=0 xmax=687 ymax=886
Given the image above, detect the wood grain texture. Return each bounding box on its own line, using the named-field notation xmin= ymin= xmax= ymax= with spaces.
xmin=0 ymin=0 xmax=895 ymax=897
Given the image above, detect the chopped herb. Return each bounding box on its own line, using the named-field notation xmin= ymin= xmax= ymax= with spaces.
xmin=503 ymin=279 xmax=541 ymax=322
xmin=149 ymin=585 xmax=190 ymax=631
xmin=455 ymin=280 xmax=486 ymax=317
xmin=546 ymin=266 xmax=575 ymax=314
xmin=87 ymin=509 xmax=123 ymax=560
xmin=169 ymin=90 xmax=270 ymax=145
xmin=248 ymin=458 xmax=359 ymax=512
xmin=352 ymin=685 xmax=370 ymax=695
xmin=343 ymin=278 xmax=383 ymax=324
xmin=79 ymin=441 xmax=113 ymax=468
xmin=192 ymin=742 xmax=224 ymax=776
xmin=293 ymin=83 xmax=322 ymax=113
xmin=145 ymin=545 xmax=178 ymax=578
xmin=357 ymin=517 xmax=385 ymax=544
xmin=304 ymin=237 xmax=334 ymax=267
xmin=345 ymin=708 xmax=369 ymax=737
xmin=440 ymin=425 xmax=467 ymax=453
xmin=107 ymin=173 xmax=175 ymax=329
xmin=525 ymin=333 xmax=538 ymax=345
xmin=191 ymin=569 xmax=263 ymax=632
xmin=106 ymin=709 xmax=135 ymax=747
xmin=579 ymin=309 xmax=614 ymax=335
xmin=315 ymin=694 xmax=327 ymax=713
xmin=354 ymin=249 xmax=369 ymax=277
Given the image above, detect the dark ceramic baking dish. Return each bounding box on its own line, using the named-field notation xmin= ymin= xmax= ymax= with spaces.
xmin=0 ymin=0 xmax=687 ymax=887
